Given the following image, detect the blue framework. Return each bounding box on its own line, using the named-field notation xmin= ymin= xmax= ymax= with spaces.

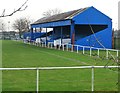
xmin=31 ymin=20 xmax=71 ymax=28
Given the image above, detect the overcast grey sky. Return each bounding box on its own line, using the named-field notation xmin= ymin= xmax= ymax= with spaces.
xmin=0 ymin=0 xmax=119 ymax=30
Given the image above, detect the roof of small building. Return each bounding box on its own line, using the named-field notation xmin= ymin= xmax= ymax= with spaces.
xmin=32 ymin=7 xmax=90 ymax=25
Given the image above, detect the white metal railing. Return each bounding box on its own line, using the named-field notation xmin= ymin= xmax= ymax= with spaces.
xmin=51 ymin=43 xmax=119 ymax=61
xmin=23 ymin=40 xmax=119 ymax=62
xmin=0 ymin=66 xmax=119 ymax=92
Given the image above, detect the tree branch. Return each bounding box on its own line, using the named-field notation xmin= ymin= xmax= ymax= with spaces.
xmin=0 ymin=0 xmax=28 ymax=18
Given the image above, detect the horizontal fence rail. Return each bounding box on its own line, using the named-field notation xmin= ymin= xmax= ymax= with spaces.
xmin=1 ymin=66 xmax=120 ymax=92
xmin=0 ymin=66 xmax=120 ymax=70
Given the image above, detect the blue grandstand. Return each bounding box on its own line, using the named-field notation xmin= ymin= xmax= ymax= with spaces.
xmin=30 ymin=6 xmax=112 ymax=49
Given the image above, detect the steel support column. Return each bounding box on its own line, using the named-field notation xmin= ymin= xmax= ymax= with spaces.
xmin=31 ymin=27 xmax=34 ymax=40
xmin=70 ymin=20 xmax=75 ymax=50
xmin=46 ymin=28 xmax=47 ymax=46
xmin=40 ymin=28 xmax=41 ymax=40
xmin=61 ymin=26 xmax=63 ymax=45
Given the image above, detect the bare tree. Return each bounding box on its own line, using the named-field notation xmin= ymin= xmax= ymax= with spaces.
xmin=0 ymin=0 xmax=28 ymax=18
xmin=12 ymin=17 xmax=31 ymax=38
xmin=0 ymin=19 xmax=6 ymax=31
xmin=43 ymin=8 xmax=62 ymax=17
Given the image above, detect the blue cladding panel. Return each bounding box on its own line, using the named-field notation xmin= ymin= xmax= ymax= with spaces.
xmin=23 ymin=32 xmax=45 ymax=40
xmin=23 ymin=32 xmax=31 ymax=39
xmin=31 ymin=20 xmax=71 ymax=28
xmin=73 ymin=6 xmax=112 ymax=49
xmin=75 ymin=25 xmax=112 ymax=49
xmin=73 ymin=7 xmax=111 ymax=25
xmin=33 ymin=32 xmax=45 ymax=40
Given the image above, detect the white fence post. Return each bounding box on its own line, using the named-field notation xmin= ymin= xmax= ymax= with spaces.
xmin=92 ymin=67 xmax=94 ymax=92
xmin=39 ymin=43 xmax=41 ymax=47
xmin=71 ymin=45 xmax=73 ymax=52
xmin=90 ymin=47 xmax=92 ymax=56
xmin=42 ymin=42 xmax=43 ymax=47
xmin=32 ymin=41 xmax=34 ymax=45
xmin=48 ymin=43 xmax=49 ymax=48
xmin=51 ymin=43 xmax=53 ymax=49
xmin=83 ymin=46 xmax=85 ymax=54
xmin=117 ymin=50 xmax=119 ymax=62
xmin=106 ymin=50 xmax=108 ymax=59
xmin=45 ymin=42 xmax=46 ymax=47
xmin=67 ymin=44 xmax=68 ymax=51
xmin=77 ymin=45 xmax=78 ymax=53
xmin=62 ymin=44 xmax=64 ymax=51
xmin=54 ymin=45 xmax=56 ymax=49
xmin=41 ymin=42 xmax=43 ymax=47
xmin=97 ymin=49 xmax=99 ymax=57
xmin=58 ymin=45 xmax=60 ymax=50
xmin=38 ymin=43 xmax=39 ymax=47
xmin=36 ymin=68 xmax=39 ymax=93
xmin=29 ymin=40 xmax=30 ymax=45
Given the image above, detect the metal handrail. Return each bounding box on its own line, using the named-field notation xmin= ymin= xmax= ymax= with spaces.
xmin=1 ymin=66 xmax=119 ymax=92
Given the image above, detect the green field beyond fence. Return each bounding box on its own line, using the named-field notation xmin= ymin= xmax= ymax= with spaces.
xmin=2 ymin=40 xmax=119 ymax=91
xmin=114 ymin=38 xmax=120 ymax=50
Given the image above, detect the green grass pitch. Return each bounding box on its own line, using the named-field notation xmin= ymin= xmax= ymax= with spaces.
xmin=1 ymin=40 xmax=119 ymax=91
